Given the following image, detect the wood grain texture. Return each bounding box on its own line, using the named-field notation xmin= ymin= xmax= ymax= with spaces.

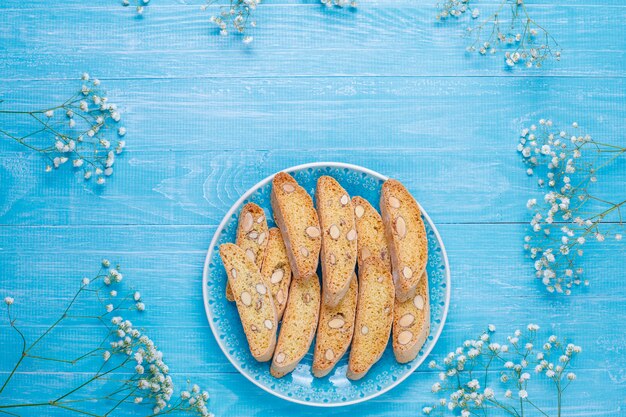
xmin=0 ymin=5 xmax=625 ymax=79
xmin=0 ymin=0 xmax=625 ymax=415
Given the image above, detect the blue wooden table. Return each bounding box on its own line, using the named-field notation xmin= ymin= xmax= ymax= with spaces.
xmin=1 ymin=1 xmax=625 ymax=415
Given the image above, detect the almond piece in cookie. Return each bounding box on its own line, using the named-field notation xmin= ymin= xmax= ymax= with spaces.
xmin=380 ymin=179 xmax=428 ymax=302
xmin=220 ymin=243 xmax=277 ymax=362
xmin=312 ymin=272 xmax=358 ymax=377
xmin=347 ymin=257 xmax=395 ymax=380
xmin=352 ymin=196 xmax=391 ymax=271
xmin=392 ymin=271 xmax=430 ymax=363
xmin=270 ymin=274 xmax=321 ymax=378
xmin=226 ymin=203 xmax=269 ymax=301
xmin=316 ymin=176 xmax=358 ymax=307
xmin=271 ymin=172 xmax=321 ymax=280
xmin=260 ymin=228 xmax=292 ymax=321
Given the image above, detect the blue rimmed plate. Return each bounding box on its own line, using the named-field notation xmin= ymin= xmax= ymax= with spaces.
xmin=202 ymin=162 xmax=450 ymax=407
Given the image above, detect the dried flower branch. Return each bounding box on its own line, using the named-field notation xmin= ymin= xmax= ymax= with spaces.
xmin=0 ymin=73 xmax=126 ymax=185
xmin=436 ymin=0 xmax=561 ymax=68
xmin=518 ymin=119 xmax=625 ymax=294
xmin=201 ymin=0 xmax=356 ymax=43
xmin=202 ymin=0 xmax=260 ymax=44
xmin=423 ymin=324 xmax=582 ymax=417
xmin=1 ymin=260 xmax=212 ymax=417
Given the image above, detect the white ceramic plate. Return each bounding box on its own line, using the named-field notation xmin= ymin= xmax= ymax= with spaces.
xmin=202 ymin=162 xmax=450 ymax=407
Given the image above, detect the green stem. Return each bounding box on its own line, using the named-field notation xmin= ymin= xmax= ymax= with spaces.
xmin=526 ymin=398 xmax=550 ymax=417
xmin=0 ymin=307 xmax=27 ymax=396
xmin=53 ymin=358 xmax=130 ymax=403
xmin=52 ymin=403 xmax=103 ymax=417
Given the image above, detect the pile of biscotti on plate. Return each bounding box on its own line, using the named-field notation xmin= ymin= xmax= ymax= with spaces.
xmin=219 ymin=172 xmax=430 ymax=380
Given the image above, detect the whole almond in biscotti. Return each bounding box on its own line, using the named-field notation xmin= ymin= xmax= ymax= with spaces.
xmin=316 ymin=176 xmax=358 ymax=307
xmin=226 ymin=203 xmax=269 ymax=301
xmin=352 ymin=196 xmax=391 ymax=272
xmin=270 ymin=172 xmax=321 ymax=280
xmin=380 ymin=179 xmax=428 ymax=302
xmin=392 ymin=271 xmax=430 ymax=363
xmin=347 ymin=257 xmax=395 ymax=381
xmin=270 ymin=274 xmax=321 ymax=378
xmin=312 ymin=272 xmax=358 ymax=377
xmin=219 ymin=243 xmax=277 ymax=362
xmin=260 ymin=228 xmax=292 ymax=321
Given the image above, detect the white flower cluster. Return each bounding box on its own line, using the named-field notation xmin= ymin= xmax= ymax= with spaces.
xmin=98 ymin=260 xmax=213 ymax=416
xmin=106 ymin=317 xmax=213 ymax=416
xmin=51 ymin=73 xmax=126 ymax=184
xmin=203 ymin=0 xmax=259 ymax=43
xmin=181 ymin=384 xmax=213 ymax=417
xmin=109 ymin=317 xmax=174 ymax=412
xmin=518 ymin=119 xmax=625 ymax=294
xmin=436 ymin=0 xmax=561 ymax=68
xmin=423 ymin=325 xmax=582 ymax=416
xmin=1 ymin=73 xmax=127 ymax=185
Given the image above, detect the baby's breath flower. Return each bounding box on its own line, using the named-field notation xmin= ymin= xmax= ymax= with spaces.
xmin=424 ymin=325 xmax=581 ymax=416
xmin=519 ymin=119 xmax=625 ymax=293
xmin=2 ymin=259 xmax=213 ymax=417
xmin=0 ymin=75 xmax=126 ymax=185
xmin=204 ymin=0 xmax=261 ymax=41
xmin=437 ymin=0 xmax=560 ymax=68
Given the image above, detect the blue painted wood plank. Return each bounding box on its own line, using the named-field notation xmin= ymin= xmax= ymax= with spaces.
xmin=1 ymin=225 xmax=624 ymax=382
xmin=1 ymin=76 xmax=624 ymax=226
xmin=1 ymin=368 xmax=622 ymax=417
xmin=1 ymin=148 xmax=624 ymax=226
xmin=1 ymin=5 xmax=625 ymax=79
xmin=4 ymin=226 xmax=621 ymax=411
xmin=1 ymin=77 xmax=624 ymax=154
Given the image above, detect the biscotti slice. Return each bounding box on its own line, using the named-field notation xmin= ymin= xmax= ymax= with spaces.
xmin=392 ymin=271 xmax=430 ymax=363
xmin=347 ymin=257 xmax=395 ymax=380
xmin=316 ymin=176 xmax=358 ymax=307
xmin=226 ymin=203 xmax=269 ymax=301
xmin=352 ymin=196 xmax=391 ymax=271
xmin=312 ymin=272 xmax=358 ymax=377
xmin=380 ymin=179 xmax=428 ymax=302
xmin=270 ymin=274 xmax=321 ymax=378
xmin=271 ymin=172 xmax=321 ymax=280
xmin=219 ymin=243 xmax=277 ymax=362
xmin=260 ymin=228 xmax=292 ymax=321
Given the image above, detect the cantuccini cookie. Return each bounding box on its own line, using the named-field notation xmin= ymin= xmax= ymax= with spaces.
xmin=219 ymin=243 xmax=277 ymax=362
xmin=392 ymin=271 xmax=430 ymax=363
xmin=270 ymin=274 xmax=321 ymax=378
xmin=316 ymin=176 xmax=358 ymax=307
xmin=260 ymin=228 xmax=292 ymax=321
xmin=347 ymin=257 xmax=395 ymax=380
xmin=226 ymin=202 xmax=269 ymax=301
xmin=352 ymin=196 xmax=391 ymax=271
xmin=380 ymin=179 xmax=428 ymax=302
xmin=312 ymin=272 xmax=358 ymax=377
xmin=271 ymin=172 xmax=321 ymax=280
